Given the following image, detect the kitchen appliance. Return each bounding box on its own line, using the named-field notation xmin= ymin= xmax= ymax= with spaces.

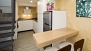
xmin=43 ymin=11 xmax=66 ymax=49
xmin=43 ymin=11 xmax=66 ymax=32
xmin=43 ymin=11 xmax=52 ymax=32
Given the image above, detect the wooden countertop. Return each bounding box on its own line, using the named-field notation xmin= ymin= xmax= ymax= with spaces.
xmin=33 ymin=27 xmax=79 ymax=48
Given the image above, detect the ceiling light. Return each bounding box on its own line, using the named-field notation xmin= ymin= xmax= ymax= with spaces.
xmin=26 ymin=6 xmax=29 ymax=9
xmin=30 ymin=1 xmax=33 ymax=3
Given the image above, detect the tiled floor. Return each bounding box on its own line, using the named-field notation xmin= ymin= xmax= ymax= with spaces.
xmin=14 ymin=31 xmax=44 ymax=51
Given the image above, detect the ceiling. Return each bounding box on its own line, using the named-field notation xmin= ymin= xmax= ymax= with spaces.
xmin=17 ymin=0 xmax=38 ymax=6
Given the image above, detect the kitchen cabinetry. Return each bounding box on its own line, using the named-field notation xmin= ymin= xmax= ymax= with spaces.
xmin=18 ymin=20 xmax=33 ymax=32
xmin=18 ymin=21 xmax=23 ymax=31
xmin=33 ymin=21 xmax=38 ymax=33
xmin=22 ymin=20 xmax=33 ymax=31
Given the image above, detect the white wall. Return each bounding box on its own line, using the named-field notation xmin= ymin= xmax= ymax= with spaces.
xmin=0 ymin=7 xmax=11 ymax=13
xmin=50 ymin=0 xmax=56 ymax=8
xmin=37 ymin=0 xmax=48 ymax=33
xmin=0 ymin=0 xmax=11 ymax=13
xmin=0 ymin=0 xmax=11 ymax=6
xmin=13 ymin=0 xmax=18 ymax=39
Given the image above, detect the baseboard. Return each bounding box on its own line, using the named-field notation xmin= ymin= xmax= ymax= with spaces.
xmin=18 ymin=29 xmax=33 ymax=33
xmin=32 ymin=30 xmax=35 ymax=33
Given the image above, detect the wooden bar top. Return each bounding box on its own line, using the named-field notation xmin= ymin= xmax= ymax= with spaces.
xmin=33 ymin=28 xmax=79 ymax=48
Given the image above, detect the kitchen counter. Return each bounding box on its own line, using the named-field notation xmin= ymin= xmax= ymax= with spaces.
xmin=17 ymin=18 xmax=38 ymax=32
xmin=18 ymin=18 xmax=37 ymax=22
xmin=33 ymin=18 xmax=37 ymax=22
xmin=33 ymin=27 xmax=79 ymax=48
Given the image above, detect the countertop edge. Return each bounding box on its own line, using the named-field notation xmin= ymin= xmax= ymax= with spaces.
xmin=17 ymin=18 xmax=38 ymax=22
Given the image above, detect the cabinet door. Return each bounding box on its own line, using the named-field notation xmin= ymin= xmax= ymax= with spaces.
xmin=33 ymin=21 xmax=38 ymax=33
xmin=22 ymin=20 xmax=33 ymax=31
xmin=33 ymin=21 xmax=36 ymax=33
xmin=35 ymin=21 xmax=38 ymax=33
xmin=18 ymin=21 xmax=23 ymax=31
xmin=33 ymin=21 xmax=35 ymax=31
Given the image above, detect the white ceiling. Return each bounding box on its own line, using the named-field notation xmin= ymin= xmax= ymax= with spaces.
xmin=17 ymin=0 xmax=38 ymax=6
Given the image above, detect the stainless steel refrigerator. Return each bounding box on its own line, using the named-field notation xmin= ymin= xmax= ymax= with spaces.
xmin=43 ymin=11 xmax=52 ymax=32
xmin=43 ymin=11 xmax=52 ymax=49
xmin=43 ymin=11 xmax=66 ymax=32
xmin=43 ymin=11 xmax=66 ymax=49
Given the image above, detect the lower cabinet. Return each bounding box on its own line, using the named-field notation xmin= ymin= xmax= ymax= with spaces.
xmin=22 ymin=20 xmax=33 ymax=31
xmin=18 ymin=20 xmax=38 ymax=33
xmin=33 ymin=21 xmax=38 ymax=33
xmin=18 ymin=21 xmax=23 ymax=31
xmin=18 ymin=20 xmax=33 ymax=32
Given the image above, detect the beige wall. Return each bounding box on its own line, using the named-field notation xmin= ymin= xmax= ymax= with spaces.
xmin=18 ymin=6 xmax=37 ymax=19
xmin=56 ymin=0 xmax=91 ymax=51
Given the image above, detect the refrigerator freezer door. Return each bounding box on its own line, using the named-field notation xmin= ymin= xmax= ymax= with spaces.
xmin=43 ymin=24 xmax=51 ymax=32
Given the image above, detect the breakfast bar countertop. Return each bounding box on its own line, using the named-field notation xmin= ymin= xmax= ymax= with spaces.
xmin=33 ymin=27 xmax=79 ymax=48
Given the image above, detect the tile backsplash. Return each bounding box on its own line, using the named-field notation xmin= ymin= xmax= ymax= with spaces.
xmin=18 ymin=6 xmax=37 ymax=19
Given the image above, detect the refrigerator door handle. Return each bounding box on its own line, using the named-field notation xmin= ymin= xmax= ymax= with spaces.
xmin=44 ymin=23 xmax=50 ymax=26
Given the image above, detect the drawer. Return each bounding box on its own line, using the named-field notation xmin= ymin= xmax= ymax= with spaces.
xmin=23 ymin=24 xmax=33 ymax=27
xmin=22 ymin=20 xmax=33 ymax=31
xmin=18 ymin=20 xmax=33 ymax=31
xmin=23 ymin=20 xmax=33 ymax=24
xmin=23 ymin=25 xmax=33 ymax=30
